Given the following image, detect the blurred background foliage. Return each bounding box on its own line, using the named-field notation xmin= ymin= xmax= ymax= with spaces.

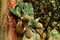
xmin=22 ymin=0 xmax=60 ymax=31
xmin=21 ymin=0 xmax=60 ymax=40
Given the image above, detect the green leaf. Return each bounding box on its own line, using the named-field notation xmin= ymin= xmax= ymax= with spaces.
xmin=10 ymin=2 xmax=24 ymax=18
xmin=23 ymin=3 xmax=34 ymax=17
xmin=10 ymin=8 xmax=16 ymax=15
xmin=34 ymin=18 xmax=40 ymax=25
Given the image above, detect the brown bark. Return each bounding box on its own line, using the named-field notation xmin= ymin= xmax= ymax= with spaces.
xmin=0 ymin=0 xmax=17 ymax=40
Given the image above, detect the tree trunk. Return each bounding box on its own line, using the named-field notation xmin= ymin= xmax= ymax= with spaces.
xmin=0 ymin=0 xmax=17 ymax=40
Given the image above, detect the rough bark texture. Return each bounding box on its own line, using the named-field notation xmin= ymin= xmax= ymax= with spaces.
xmin=0 ymin=0 xmax=17 ymax=40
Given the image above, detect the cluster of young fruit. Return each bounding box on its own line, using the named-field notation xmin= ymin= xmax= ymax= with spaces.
xmin=10 ymin=0 xmax=60 ymax=40
xmin=16 ymin=14 xmax=44 ymax=39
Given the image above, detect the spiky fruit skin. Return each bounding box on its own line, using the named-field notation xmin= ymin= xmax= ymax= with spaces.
xmin=35 ymin=23 xmax=43 ymax=29
xmin=25 ymin=29 xmax=33 ymax=39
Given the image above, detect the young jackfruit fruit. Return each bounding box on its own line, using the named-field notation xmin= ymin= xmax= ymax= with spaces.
xmin=23 ymin=15 xmax=31 ymax=21
xmin=16 ymin=21 xmax=24 ymax=34
xmin=35 ymin=23 xmax=43 ymax=29
xmin=25 ymin=29 xmax=33 ymax=39
xmin=22 ymin=15 xmax=31 ymax=24
xmin=16 ymin=21 xmax=22 ymax=28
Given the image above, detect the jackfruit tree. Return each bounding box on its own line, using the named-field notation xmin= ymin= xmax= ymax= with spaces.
xmin=0 ymin=0 xmax=60 ymax=40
